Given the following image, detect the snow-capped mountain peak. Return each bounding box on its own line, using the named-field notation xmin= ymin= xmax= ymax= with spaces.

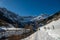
xmin=31 ymin=13 xmax=49 ymax=21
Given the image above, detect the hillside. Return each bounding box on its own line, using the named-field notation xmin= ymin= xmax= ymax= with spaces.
xmin=21 ymin=11 xmax=60 ymax=40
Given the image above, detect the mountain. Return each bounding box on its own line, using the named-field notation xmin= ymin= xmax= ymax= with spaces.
xmin=0 ymin=7 xmax=60 ymax=40
xmin=0 ymin=8 xmax=22 ymax=23
xmin=0 ymin=8 xmax=34 ymax=28
xmin=31 ymin=13 xmax=49 ymax=21
xmin=0 ymin=7 xmax=60 ymax=28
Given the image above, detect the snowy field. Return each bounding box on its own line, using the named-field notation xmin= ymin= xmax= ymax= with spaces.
xmin=0 ymin=28 xmax=30 ymax=38
xmin=21 ymin=18 xmax=60 ymax=40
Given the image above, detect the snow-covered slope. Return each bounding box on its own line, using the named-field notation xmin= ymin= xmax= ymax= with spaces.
xmin=39 ymin=18 xmax=60 ymax=40
xmin=21 ymin=28 xmax=56 ymax=40
xmin=21 ymin=17 xmax=60 ymax=40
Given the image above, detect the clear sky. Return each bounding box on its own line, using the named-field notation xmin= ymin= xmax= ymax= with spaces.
xmin=0 ymin=0 xmax=60 ymax=16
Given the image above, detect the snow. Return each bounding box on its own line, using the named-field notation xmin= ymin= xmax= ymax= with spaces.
xmin=31 ymin=14 xmax=48 ymax=21
xmin=39 ymin=18 xmax=60 ymax=40
xmin=0 ymin=28 xmax=30 ymax=38
xmin=21 ymin=18 xmax=60 ymax=40
xmin=47 ymin=29 xmax=60 ymax=40
xmin=21 ymin=29 xmax=56 ymax=40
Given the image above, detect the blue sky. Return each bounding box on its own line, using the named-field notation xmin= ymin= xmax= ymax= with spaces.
xmin=0 ymin=0 xmax=60 ymax=16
